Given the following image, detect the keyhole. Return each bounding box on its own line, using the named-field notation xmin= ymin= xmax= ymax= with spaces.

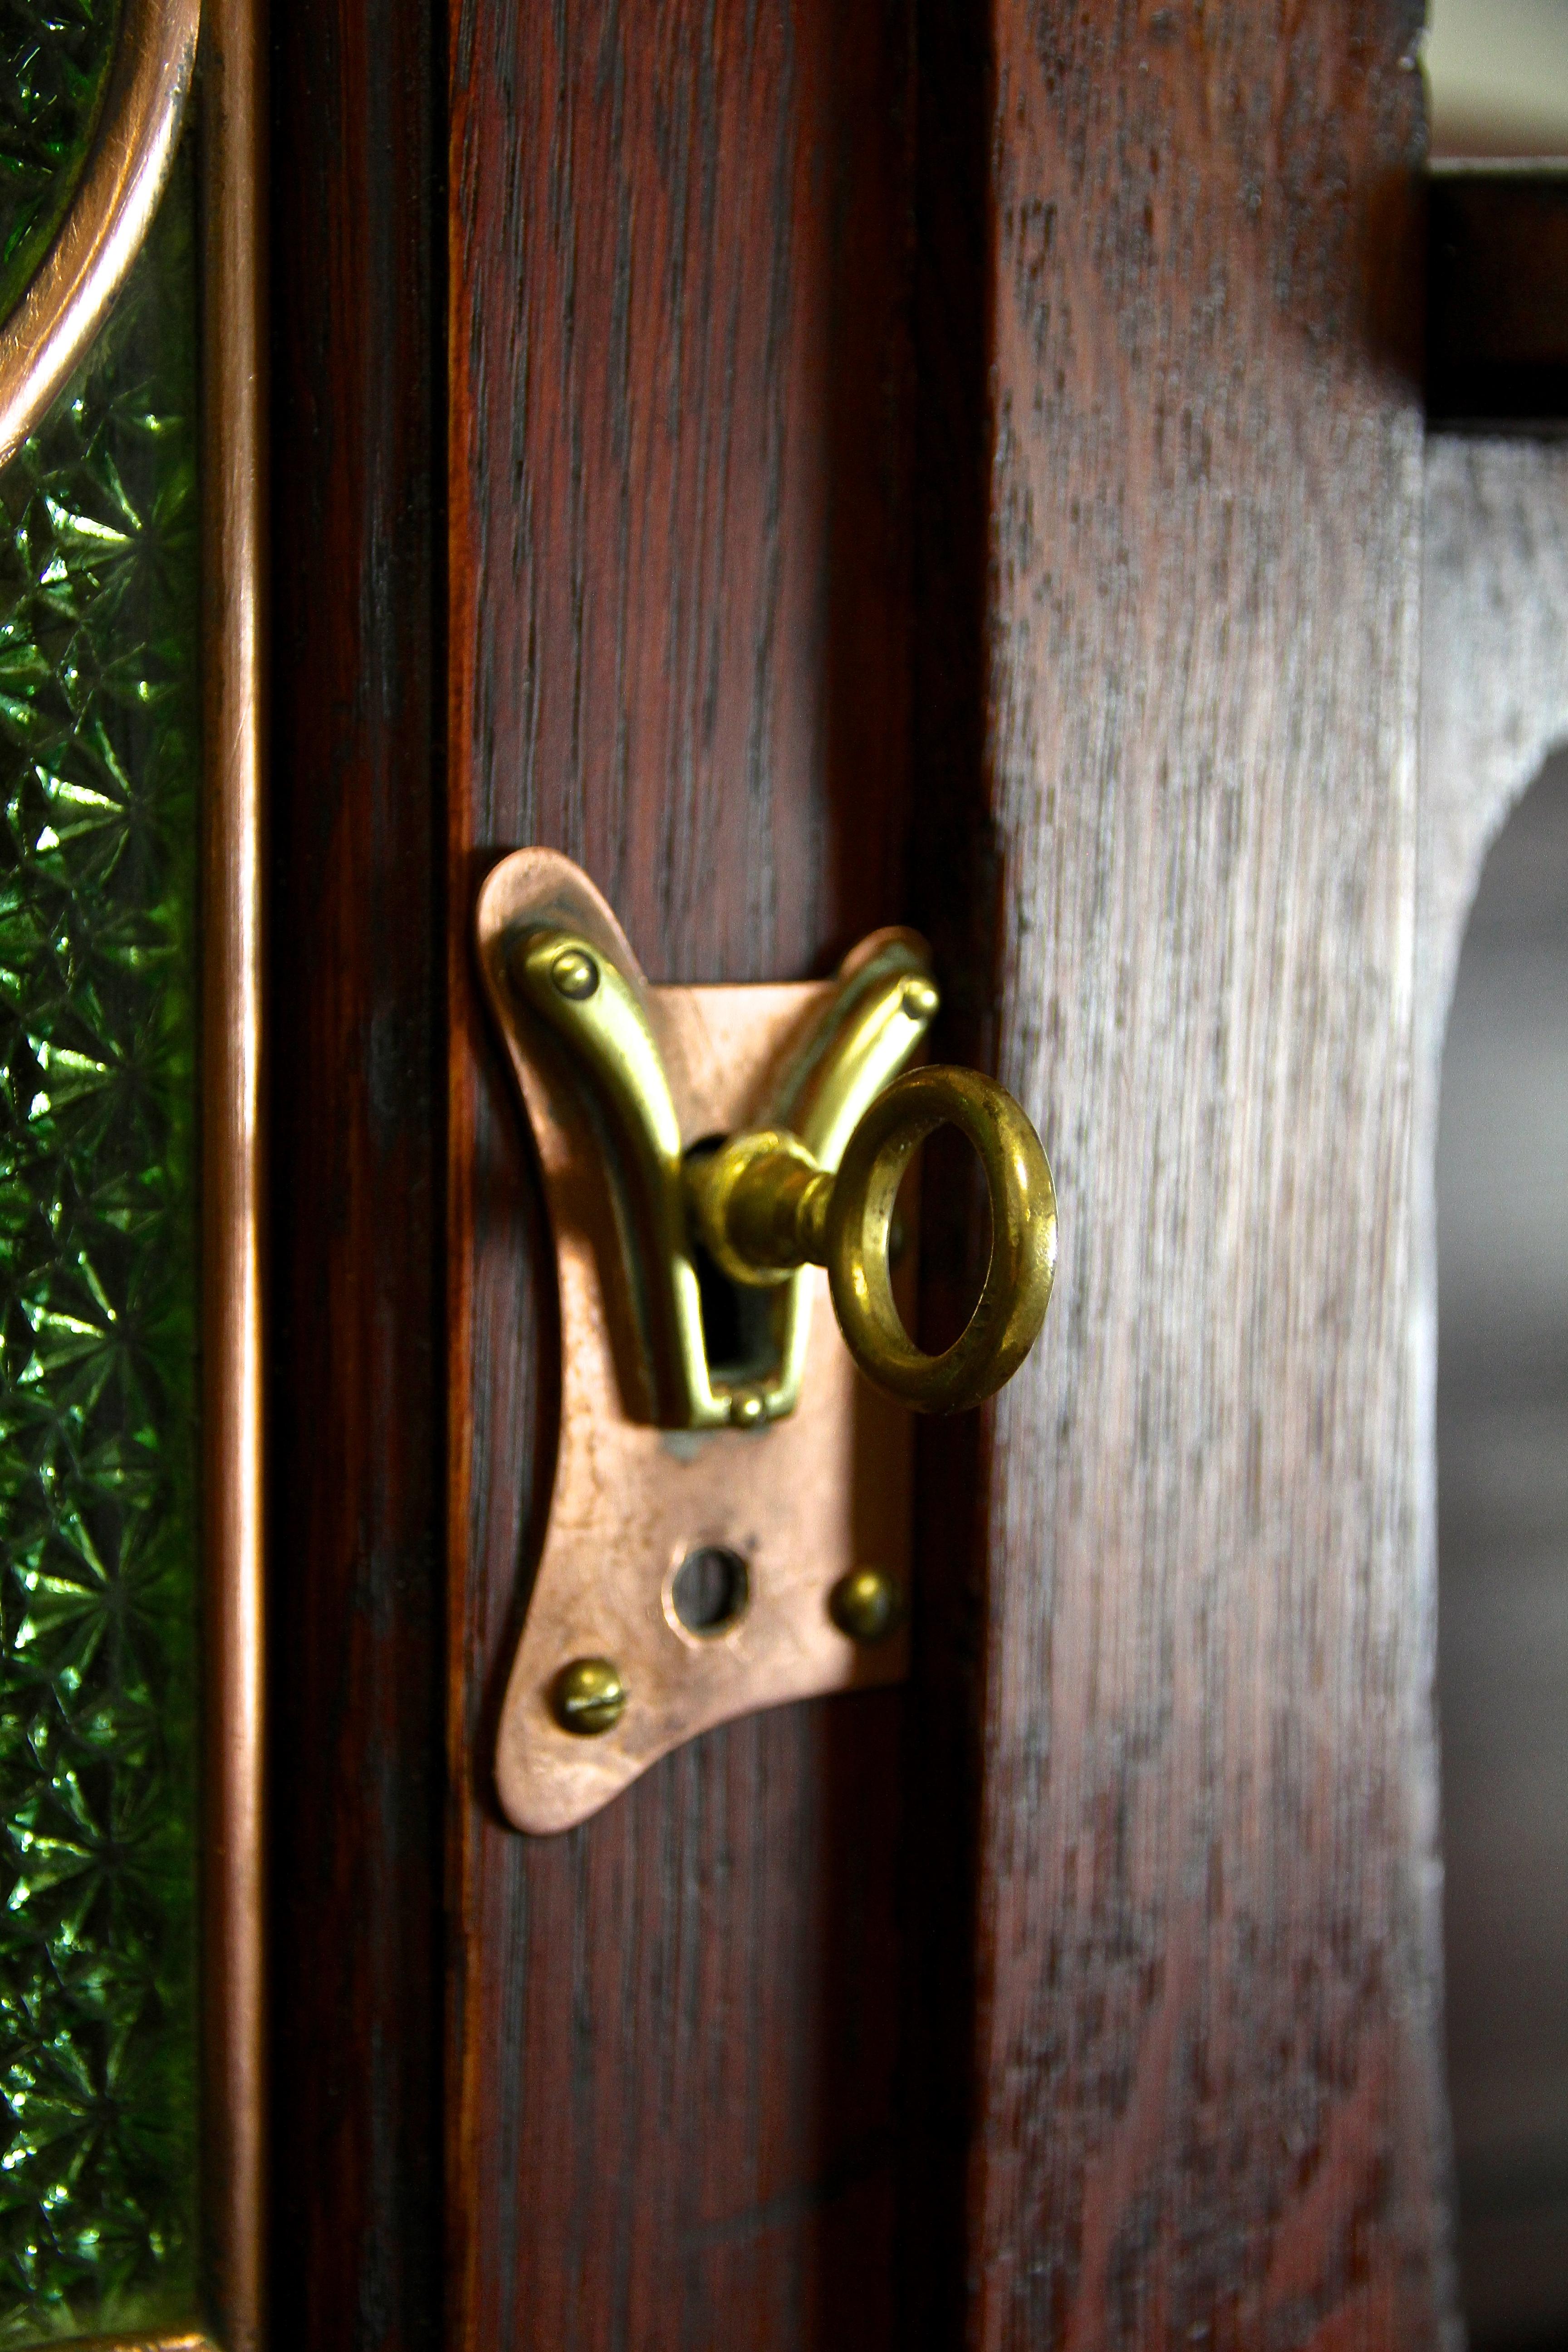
xmin=670 ymin=1545 xmax=750 ymax=1637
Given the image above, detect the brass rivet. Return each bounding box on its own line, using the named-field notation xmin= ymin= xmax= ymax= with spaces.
xmin=550 ymin=946 xmax=600 ymax=1001
xmin=728 ymin=1390 xmax=767 ymax=1428
xmin=553 ymin=1656 xmax=627 ymax=1734
xmin=829 ymin=1566 xmax=906 ymax=1645
xmin=901 ymin=976 xmax=940 ymax=1023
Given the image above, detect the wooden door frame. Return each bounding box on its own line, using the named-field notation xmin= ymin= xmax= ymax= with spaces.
xmin=267 ymin=7 xmax=1568 ymax=2346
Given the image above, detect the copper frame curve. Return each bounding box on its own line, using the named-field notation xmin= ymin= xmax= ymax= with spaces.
xmin=2 ymin=0 xmax=267 ymax=2340
xmin=0 ymin=0 xmax=202 ymax=467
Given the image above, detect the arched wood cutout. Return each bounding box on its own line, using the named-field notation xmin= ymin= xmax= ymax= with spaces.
xmin=474 ymin=850 xmax=912 ymax=1833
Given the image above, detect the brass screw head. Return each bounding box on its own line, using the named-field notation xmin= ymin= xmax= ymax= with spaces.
xmin=550 ymin=945 xmax=600 ymax=1001
xmin=829 ymin=1566 xmax=906 ymax=1645
xmin=553 ymin=1656 xmax=627 ymax=1734
xmin=901 ymin=976 xmax=940 ymax=1023
xmin=728 ymin=1389 xmax=767 ymax=1428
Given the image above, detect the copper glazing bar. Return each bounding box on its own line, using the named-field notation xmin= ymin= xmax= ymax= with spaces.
xmin=0 ymin=0 xmax=263 ymax=2335
xmin=200 ymin=0 xmax=266 ymax=2342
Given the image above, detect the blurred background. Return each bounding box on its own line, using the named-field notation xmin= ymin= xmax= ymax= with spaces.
xmin=1427 ymin=8 xmax=1568 ymax=2347
xmin=1428 ymin=0 xmax=1568 ymax=155
xmin=1438 ymin=759 xmax=1568 ymax=2352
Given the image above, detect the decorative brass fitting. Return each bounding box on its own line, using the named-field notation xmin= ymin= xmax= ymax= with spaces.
xmin=472 ymin=848 xmax=1060 ymax=1831
xmin=500 ymin=917 xmax=1055 ymax=1424
xmin=829 ymin=1567 xmax=906 ymax=1645
xmin=686 ymin=1065 xmax=1056 ymax=1414
xmin=552 ymin=1658 xmax=629 ymax=1735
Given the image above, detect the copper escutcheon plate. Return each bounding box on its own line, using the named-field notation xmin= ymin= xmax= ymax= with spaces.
xmin=475 ymin=851 xmax=913 ymax=1833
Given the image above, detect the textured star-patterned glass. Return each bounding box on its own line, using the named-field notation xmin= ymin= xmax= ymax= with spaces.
xmin=0 ymin=0 xmax=120 ymax=322
xmin=0 ymin=112 xmax=200 ymax=2348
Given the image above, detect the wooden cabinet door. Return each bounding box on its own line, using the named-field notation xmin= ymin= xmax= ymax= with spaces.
xmin=268 ymin=3 xmax=1451 ymax=2345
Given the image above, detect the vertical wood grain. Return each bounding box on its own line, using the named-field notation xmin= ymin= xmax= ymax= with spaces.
xmin=269 ymin=0 xmax=445 ymax=2344
xmin=920 ymin=6 xmax=1456 ymax=2341
xmin=439 ymin=7 xmax=1465 ymax=2345
xmin=447 ymin=5 xmax=915 ymax=2344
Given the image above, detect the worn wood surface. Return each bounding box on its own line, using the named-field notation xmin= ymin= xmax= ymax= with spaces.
xmin=1421 ymin=441 xmax=1568 ymax=2350
xmin=930 ymin=6 xmax=1455 ymax=2342
xmin=268 ymin=1 xmax=445 ymax=2344
xmin=446 ymin=4 xmax=917 ymax=2343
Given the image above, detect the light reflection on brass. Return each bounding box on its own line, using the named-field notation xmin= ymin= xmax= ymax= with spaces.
xmin=824 ymin=1066 xmax=1057 ymax=1414
xmin=688 ymin=1070 xmax=1056 ymax=1413
xmin=687 ymin=1126 xmax=825 ymax=1287
xmin=506 ymin=919 xmax=725 ymax=1429
xmin=0 ymin=0 xmax=201 ymax=466
xmin=553 ymin=1658 xmax=630 ymax=1735
xmin=829 ymin=1567 xmax=906 ymax=1645
xmin=548 ymin=942 xmax=600 ymax=1000
xmin=491 ymin=895 xmax=939 ymax=1428
xmin=494 ymin=876 xmax=1055 ymax=1425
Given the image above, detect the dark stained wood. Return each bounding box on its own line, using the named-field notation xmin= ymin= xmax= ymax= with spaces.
xmin=920 ymin=4 xmax=1457 ymax=2341
xmin=268 ymin=0 xmax=446 ymax=2345
xmin=1429 ymin=170 xmax=1568 ymax=431
xmin=264 ymin=3 xmax=1475 ymax=2342
xmin=446 ymin=4 xmax=918 ymax=2344
xmin=895 ymin=7 xmax=995 ymax=2336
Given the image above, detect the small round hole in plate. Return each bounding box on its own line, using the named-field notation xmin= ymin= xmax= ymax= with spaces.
xmin=669 ymin=1544 xmax=750 ymax=1637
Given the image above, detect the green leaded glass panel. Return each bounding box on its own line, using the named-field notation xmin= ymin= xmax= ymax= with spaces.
xmin=0 ymin=116 xmax=200 ymax=2347
xmin=0 ymin=0 xmax=121 ymax=324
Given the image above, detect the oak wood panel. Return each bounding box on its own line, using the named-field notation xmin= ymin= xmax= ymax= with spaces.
xmin=931 ymin=7 xmax=1456 ymax=2341
xmin=268 ymin=1 xmax=445 ymax=2344
xmin=447 ymin=5 xmax=917 ymax=2343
